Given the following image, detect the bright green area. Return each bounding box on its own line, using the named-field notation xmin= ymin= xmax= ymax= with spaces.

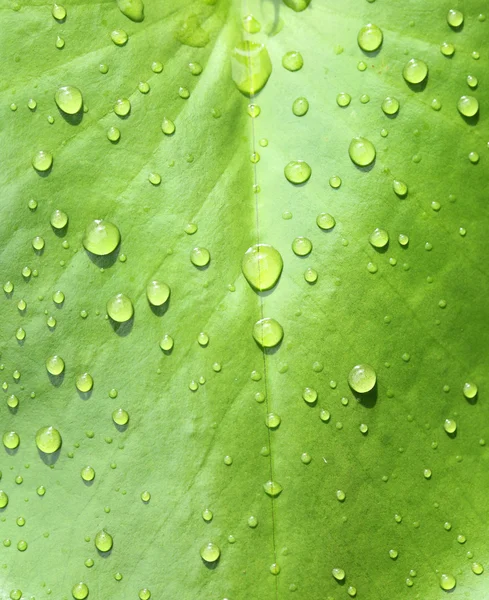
xmin=1 ymin=0 xmax=489 ymax=599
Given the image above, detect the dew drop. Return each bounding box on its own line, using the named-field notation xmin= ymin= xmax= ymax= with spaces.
xmin=447 ymin=9 xmax=463 ymax=27
xmin=292 ymin=237 xmax=312 ymax=256
xmin=111 ymin=29 xmax=128 ymax=46
xmin=242 ymin=244 xmax=283 ymax=291
xmin=382 ymin=97 xmax=399 ymax=115
xmin=3 ymin=431 xmax=20 ymax=450
xmin=52 ymin=3 xmax=66 ymax=20
xmin=284 ymin=160 xmax=311 ymax=184
xmin=440 ymin=42 xmax=455 ymax=56
xmin=32 ymin=150 xmax=53 ymax=172
xmin=141 ymin=491 xmax=151 ymax=502
xmin=107 ymin=127 xmax=121 ymax=142
xmin=444 ymin=418 xmax=457 ymax=434
xmin=112 ymin=409 xmax=129 ymax=426
xmin=457 ymin=95 xmax=479 ymax=117
xmin=304 ymin=268 xmax=318 ymax=283
xmin=332 ymin=568 xmax=345 ymax=582
xmin=107 ymin=294 xmax=133 ymax=323
xmin=253 ymin=318 xmax=283 ymax=348
xmin=263 ymin=480 xmax=283 ymax=497
xmin=116 ymin=0 xmax=144 ymax=22
xmin=302 ymin=387 xmax=317 ymax=404
xmin=403 ymin=58 xmax=428 ymax=84
xmin=266 ymin=413 xmax=281 ymax=429
xmin=231 ymin=41 xmax=272 ymax=95
xmin=292 ymin=97 xmax=309 ymax=116
xmin=114 ymin=98 xmax=131 ymax=117
xmin=83 ymin=220 xmax=120 ymax=255
xmin=440 ymin=574 xmax=456 ymax=591
xmin=283 ymin=0 xmax=311 ymax=10
xmin=282 ymin=51 xmax=303 ymax=71
xmin=316 ymin=213 xmax=335 ymax=230
xmin=357 ymin=23 xmax=383 ymax=52
xmin=188 ymin=61 xmax=203 ymax=75
xmin=146 ymin=280 xmax=170 ymax=306
xmin=0 ymin=491 xmax=8 ymax=508
xmin=81 ymin=466 xmax=95 ymax=482
xmin=348 ymin=137 xmax=376 ymax=167
xmin=55 ymin=86 xmax=82 ymax=114
xmin=159 ymin=334 xmax=174 ymax=351
xmin=35 ymin=426 xmax=62 ymax=453
xmin=160 ymin=118 xmax=175 ymax=136
xmin=95 ymin=530 xmax=113 ymax=552
xmin=369 ymin=228 xmax=389 ymax=248
xmin=348 ymin=364 xmax=376 ymax=393
xmin=202 ymin=508 xmax=213 ymax=522
xmin=463 ymin=381 xmax=478 ymax=399
xmin=200 ymin=542 xmax=220 ymax=562
xmin=467 ymin=74 xmax=478 ymax=88
xmin=50 ymin=209 xmax=68 ymax=229
xmin=72 ymin=582 xmax=89 ymax=599
xmin=472 ymin=562 xmax=484 ymax=575
xmin=336 ymin=92 xmax=351 ymax=107
xmin=190 ymin=247 xmax=210 ymax=267
xmin=46 ymin=355 xmax=64 ymax=376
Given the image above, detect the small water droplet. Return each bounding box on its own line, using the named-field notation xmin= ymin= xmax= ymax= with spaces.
xmin=111 ymin=29 xmax=128 ymax=46
xmin=382 ymin=97 xmax=399 ymax=115
xmin=263 ymin=480 xmax=283 ymax=497
xmin=146 ymin=280 xmax=170 ymax=306
xmin=458 ymin=95 xmax=479 ymax=117
xmin=190 ymin=247 xmax=210 ymax=267
xmin=403 ymin=58 xmax=428 ymax=84
xmin=369 ymin=228 xmax=389 ymax=248
xmin=81 ymin=466 xmax=95 ymax=482
xmin=159 ymin=334 xmax=174 ymax=352
xmin=32 ymin=150 xmax=53 ymax=172
xmin=332 ymin=568 xmax=346 ymax=582
xmin=52 ymin=3 xmax=66 ymax=20
xmin=83 ymin=220 xmax=120 ymax=255
xmin=292 ymin=237 xmax=312 ymax=256
xmin=282 ymin=50 xmax=303 ymax=71
xmin=336 ymin=92 xmax=351 ymax=107
xmin=472 ymin=562 xmax=484 ymax=575
xmin=292 ymin=97 xmax=309 ymax=116
xmin=444 ymin=418 xmax=457 ymax=434
xmin=463 ymin=381 xmax=478 ymax=399
xmin=316 ymin=213 xmax=335 ymax=230
xmin=46 ymin=355 xmax=64 ymax=376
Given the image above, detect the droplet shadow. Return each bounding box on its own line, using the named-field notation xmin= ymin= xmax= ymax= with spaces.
xmin=97 ymin=548 xmax=112 ymax=559
xmin=51 ymin=224 xmax=68 ymax=238
xmin=460 ymin=113 xmax=479 ymax=126
xmin=109 ymin=316 xmax=134 ymax=337
xmin=113 ymin=423 xmax=128 ymax=434
xmin=57 ymin=107 xmax=83 ymax=126
xmin=35 ymin=166 xmax=53 ymax=178
xmin=372 ymin=244 xmax=389 ymax=254
xmin=48 ymin=372 xmax=65 ymax=387
xmin=260 ymin=342 xmax=283 ymax=356
xmin=354 ymin=159 xmax=376 ymax=174
xmin=77 ymin=389 xmax=93 ymax=401
xmin=83 ymin=478 xmax=95 ymax=488
xmin=351 ymin=385 xmax=378 ymax=408
xmin=405 ymin=80 xmax=427 ymax=93
xmin=150 ymin=299 xmax=170 ymax=317
xmin=86 ymin=246 xmax=120 ymax=269
xmin=445 ymin=430 xmax=457 ymax=440
xmin=4 ymin=447 xmax=19 ymax=457
xmin=38 ymin=448 xmax=61 ymax=466
xmin=201 ymin=558 xmax=219 ymax=570
xmin=465 ymin=395 xmax=478 ymax=406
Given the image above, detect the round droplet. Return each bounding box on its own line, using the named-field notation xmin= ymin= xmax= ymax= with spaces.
xmin=50 ymin=209 xmax=68 ymax=229
xmin=138 ymin=590 xmax=150 ymax=600
xmin=32 ymin=236 xmax=45 ymax=251
xmin=159 ymin=334 xmax=174 ymax=351
xmin=72 ymin=583 xmax=89 ymax=599
xmin=3 ymin=431 xmax=20 ymax=450
xmin=348 ymin=364 xmax=376 ymax=393
xmin=284 ymin=160 xmax=311 ymax=184
xmin=348 ymin=137 xmax=376 ymax=167
xmin=112 ymin=408 xmax=129 ymax=426
xmin=302 ymin=387 xmax=317 ymax=404
xmin=114 ymin=98 xmax=131 ymax=117
xmin=357 ymin=24 xmax=383 ymax=52
xmin=107 ymin=127 xmax=121 ymax=142
xmin=141 ymin=491 xmax=151 ymax=502
xmin=32 ymin=150 xmax=53 ymax=172
xmin=95 ymin=530 xmax=113 ymax=552
xmin=369 ymin=228 xmax=389 ymax=248
xmin=457 ymin=95 xmax=479 ymax=117
xmin=304 ymin=268 xmax=318 ymax=283
xmin=76 ymin=373 xmax=93 ymax=393
xmin=447 ymin=9 xmax=463 ymax=27
xmin=336 ymin=489 xmax=346 ymax=502
xmin=393 ymin=180 xmax=408 ymax=197
xmin=202 ymin=508 xmax=213 ymax=522
xmin=241 ymin=244 xmax=283 ymax=291
xmin=382 ymin=97 xmax=399 ymax=115
xmin=253 ymin=318 xmax=283 ymax=348
xmin=161 ymin=117 xmax=175 ymax=135
xmin=332 ymin=568 xmax=346 ymax=582
xmin=0 ymin=491 xmax=8 ymax=508
xmin=292 ymin=97 xmax=309 ymax=116
xmin=82 ymin=220 xmax=120 ymax=255
xmin=440 ymin=42 xmax=455 ymax=56
xmin=472 ymin=562 xmax=484 ymax=575
xmin=52 ymin=3 xmax=66 ymax=19
xmin=440 ymin=574 xmax=456 ymax=591
xmin=282 ymin=51 xmax=303 ymax=71
xmin=111 ymin=29 xmax=128 ymax=46
xmin=316 ymin=213 xmax=335 ymax=230
xmin=146 ymin=280 xmax=170 ymax=306
xmin=292 ymin=237 xmax=312 ymax=256
xmin=190 ymin=247 xmax=210 ymax=267
xmin=46 ymin=355 xmax=64 ymax=376
xmin=200 ymin=542 xmax=220 ymax=563
xmin=107 ymin=294 xmax=133 ymax=323
xmin=266 ymin=413 xmax=281 ymax=429
xmin=403 ymin=59 xmax=428 ymax=84
xmin=466 ymin=74 xmax=478 ymax=88
xmin=444 ymin=419 xmax=457 ymax=434
xmin=81 ymin=466 xmax=95 ymax=482
xmin=463 ymin=381 xmax=478 ymax=399
xmin=55 ymin=86 xmax=83 ymax=114
xmin=35 ymin=426 xmax=62 ymax=454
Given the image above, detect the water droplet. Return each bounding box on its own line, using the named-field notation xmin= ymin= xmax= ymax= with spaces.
xmin=382 ymin=97 xmax=399 ymax=115
xmin=95 ymin=530 xmax=113 ymax=552
xmin=263 ymin=480 xmax=283 ymax=497
xmin=348 ymin=364 xmax=376 ymax=393
xmin=471 ymin=50 xmax=480 ymax=60
xmin=114 ymin=98 xmax=131 ymax=117
xmin=360 ymin=423 xmax=368 ymax=434
xmin=55 ymin=86 xmax=82 ymax=114
xmin=72 ymin=582 xmax=89 ymax=599
xmin=348 ymin=137 xmax=376 ymax=167
xmin=403 ymin=58 xmax=428 ymax=84
xmin=159 ymin=334 xmax=174 ymax=352
xmin=304 ymin=267 xmax=318 ymax=283
xmin=146 ymin=280 xmax=170 ymax=306
xmin=242 ymin=244 xmax=283 ymax=291
xmin=112 ymin=409 xmax=129 ymax=426
xmin=190 ymin=247 xmax=210 ymax=267
xmin=141 ymin=490 xmax=151 ymax=502
xmin=440 ymin=42 xmax=455 ymax=56
xmin=50 ymin=209 xmax=68 ymax=230
xmin=35 ymin=426 xmax=62 ymax=453
xmin=444 ymin=418 xmax=457 ymax=434
xmin=336 ymin=92 xmax=351 ymax=107
xmin=466 ymin=74 xmax=478 ymax=88
xmin=357 ymin=23 xmax=383 ymax=52
xmin=302 ymin=387 xmax=317 ymax=404
xmin=423 ymin=468 xmax=432 ymax=479
xmin=32 ymin=236 xmax=45 ymax=251
xmin=52 ymin=3 xmax=66 ymax=20
xmin=107 ymin=127 xmax=121 ymax=142
xmin=3 ymin=431 xmax=20 ymax=450
xmin=440 ymin=574 xmax=456 ymax=591
xmin=151 ymin=61 xmax=163 ymax=73
xmin=284 ymin=160 xmax=311 ymax=184
xmin=32 ymin=150 xmax=53 ymax=172
xmin=463 ymin=381 xmax=478 ymax=399
xmin=369 ymin=228 xmax=389 ymax=248
xmin=292 ymin=97 xmax=309 ymax=116
xmin=332 ymin=568 xmax=346 ymax=582
xmin=107 ymin=294 xmax=133 ymax=323
xmin=253 ymin=318 xmax=283 ymax=348
xmin=472 ymin=562 xmax=484 ymax=575
xmin=200 ymin=542 xmax=220 ymax=562
xmin=116 ymin=0 xmax=144 ymax=22
xmin=83 ymin=220 xmax=120 ymax=255
xmin=138 ymin=589 xmax=151 ymax=600
xmin=7 ymin=395 xmax=19 ymax=408
xmin=316 ymin=213 xmax=335 ymax=230
xmin=231 ymin=41 xmax=272 ymax=95
xmin=46 ymin=355 xmax=64 ymax=376
xmin=457 ymin=95 xmax=479 ymax=117
xmin=0 ymin=491 xmax=8 ymax=508
xmin=393 ymin=179 xmax=408 ymax=197
xmin=336 ymin=489 xmax=346 ymax=502
xmin=202 ymin=508 xmax=213 ymax=522
xmin=457 ymin=534 xmax=466 ymax=544
xmin=81 ymin=466 xmax=95 ymax=482
xmin=111 ymin=29 xmax=128 ymax=46
xmin=447 ymin=9 xmax=463 ymax=27
xmin=282 ymin=51 xmax=303 ymax=71
xmin=188 ymin=61 xmax=203 ymax=75
xmin=266 ymin=413 xmax=281 ymax=429
xmin=15 ymin=327 xmax=26 ymax=341
xmin=398 ymin=233 xmax=409 ymax=247
xmin=292 ymin=237 xmax=312 ymax=256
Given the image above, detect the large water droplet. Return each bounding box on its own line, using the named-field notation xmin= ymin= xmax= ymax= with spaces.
xmin=32 ymin=150 xmax=53 ymax=172
xmin=241 ymin=244 xmax=283 ymax=291
xmin=116 ymin=0 xmax=144 ymax=22
xmin=231 ymin=41 xmax=272 ymax=96
xmin=111 ymin=29 xmax=128 ymax=46
xmin=332 ymin=568 xmax=346 ymax=581
xmin=72 ymin=582 xmax=89 ymax=599
xmin=52 ymin=3 xmax=66 ymax=20
xmin=146 ymin=280 xmax=170 ymax=306
xmin=190 ymin=247 xmax=210 ymax=267
xmin=284 ymin=160 xmax=311 ymax=184
xmin=348 ymin=364 xmax=376 ymax=393
xmin=253 ymin=318 xmax=284 ymax=348
xmin=46 ymin=355 xmax=64 ymax=376
xmin=107 ymin=294 xmax=133 ymax=323
xmin=263 ymin=480 xmax=283 ymax=497
xmin=447 ymin=9 xmax=463 ymax=27
xmin=54 ymin=86 xmax=82 ymax=114
xmin=369 ymin=228 xmax=389 ymax=248
xmin=292 ymin=237 xmax=312 ymax=256
xmin=283 ymin=0 xmax=311 ymax=10
xmin=463 ymin=381 xmax=478 ymax=399
xmin=381 ymin=97 xmax=399 ymax=115
xmin=439 ymin=574 xmax=456 ymax=591
xmin=282 ymin=51 xmax=303 ymax=71
xmin=3 ymin=431 xmax=20 ymax=450
xmin=357 ymin=24 xmax=383 ymax=52
xmin=403 ymin=59 xmax=428 ymax=84
xmin=0 ymin=491 xmax=8 ymax=508
xmin=348 ymin=137 xmax=376 ymax=166
xmin=114 ymin=98 xmax=131 ymax=117
xmin=457 ymin=95 xmax=479 ymax=117
xmin=83 ymin=220 xmax=120 ymax=255
xmin=50 ymin=209 xmax=68 ymax=229
xmin=95 ymin=530 xmax=113 ymax=552
xmin=200 ymin=542 xmax=220 ymax=563
xmin=444 ymin=418 xmax=457 ymax=434
xmin=35 ymin=426 xmax=62 ymax=453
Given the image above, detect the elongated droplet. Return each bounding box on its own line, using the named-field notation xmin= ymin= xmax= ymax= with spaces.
xmin=200 ymin=542 xmax=220 ymax=562
xmin=253 ymin=318 xmax=283 ymax=348
xmin=348 ymin=137 xmax=376 ymax=167
xmin=242 ymin=244 xmax=283 ymax=291
xmin=447 ymin=9 xmax=463 ymax=27
xmin=83 ymin=220 xmax=120 ymax=255
xmin=283 ymin=0 xmax=311 ymax=10
xmin=231 ymin=41 xmax=272 ymax=96
xmin=55 ymin=86 xmax=83 ymax=114
xmin=263 ymin=480 xmax=283 ymax=497
xmin=107 ymin=294 xmax=133 ymax=323
xmin=348 ymin=364 xmax=376 ymax=393
xmin=95 ymin=530 xmax=113 ymax=552
xmin=116 ymin=0 xmax=144 ymax=22
xmin=35 ymin=426 xmax=62 ymax=453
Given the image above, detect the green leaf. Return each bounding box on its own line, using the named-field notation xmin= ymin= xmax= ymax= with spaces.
xmin=1 ymin=0 xmax=488 ymax=598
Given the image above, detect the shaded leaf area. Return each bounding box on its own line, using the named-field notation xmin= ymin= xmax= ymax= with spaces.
xmin=0 ymin=0 xmax=489 ymax=599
